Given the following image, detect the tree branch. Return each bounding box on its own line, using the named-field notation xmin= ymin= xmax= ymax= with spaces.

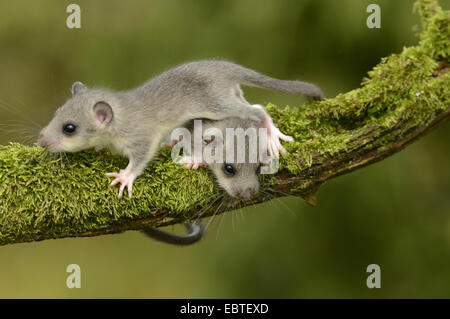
xmin=0 ymin=0 xmax=448 ymax=245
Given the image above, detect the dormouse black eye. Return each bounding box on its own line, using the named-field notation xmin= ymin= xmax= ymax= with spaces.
xmin=223 ymin=164 xmax=236 ymax=177
xmin=63 ymin=123 xmax=77 ymax=136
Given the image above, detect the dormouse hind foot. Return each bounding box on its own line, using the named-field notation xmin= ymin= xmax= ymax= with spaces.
xmin=258 ymin=108 xmax=294 ymax=158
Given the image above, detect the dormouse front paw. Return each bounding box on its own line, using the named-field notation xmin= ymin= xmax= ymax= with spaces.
xmin=177 ymin=155 xmax=205 ymax=170
xmin=105 ymin=169 xmax=137 ymax=198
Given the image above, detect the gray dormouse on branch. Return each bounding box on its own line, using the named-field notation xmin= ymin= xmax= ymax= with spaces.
xmin=2 ymin=0 xmax=444 ymax=246
xmin=37 ymin=60 xmax=324 ymax=245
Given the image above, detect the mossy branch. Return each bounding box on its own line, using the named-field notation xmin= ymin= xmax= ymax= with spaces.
xmin=0 ymin=0 xmax=448 ymax=246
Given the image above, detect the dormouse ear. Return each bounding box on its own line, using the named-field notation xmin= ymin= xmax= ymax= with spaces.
xmin=93 ymin=101 xmax=113 ymax=126
xmin=71 ymin=81 xmax=87 ymax=95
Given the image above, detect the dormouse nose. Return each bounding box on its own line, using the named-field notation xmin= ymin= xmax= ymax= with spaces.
xmin=38 ymin=133 xmax=51 ymax=148
xmin=38 ymin=133 xmax=45 ymax=147
xmin=236 ymin=186 xmax=258 ymax=200
xmin=39 ymin=139 xmax=48 ymax=148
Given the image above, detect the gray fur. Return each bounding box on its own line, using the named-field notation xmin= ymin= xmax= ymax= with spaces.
xmin=179 ymin=117 xmax=264 ymax=200
xmin=38 ymin=59 xmax=323 ymax=197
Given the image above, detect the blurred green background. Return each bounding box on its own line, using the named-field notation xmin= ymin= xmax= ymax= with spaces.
xmin=0 ymin=0 xmax=449 ymax=298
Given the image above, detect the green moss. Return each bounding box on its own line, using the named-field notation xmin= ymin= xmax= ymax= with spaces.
xmin=0 ymin=144 xmax=218 ymax=244
xmin=0 ymin=0 xmax=448 ymax=245
xmin=414 ymin=0 xmax=450 ymax=59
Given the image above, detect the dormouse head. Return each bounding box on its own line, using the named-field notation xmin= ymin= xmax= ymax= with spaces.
xmin=209 ymin=160 xmax=262 ymax=200
xmin=204 ymin=119 xmax=271 ymax=200
xmin=38 ymin=82 xmax=115 ymax=153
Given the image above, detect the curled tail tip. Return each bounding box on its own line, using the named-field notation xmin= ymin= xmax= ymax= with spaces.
xmin=306 ymin=88 xmax=325 ymax=101
xmin=142 ymin=222 xmax=205 ymax=246
xmin=306 ymin=83 xmax=325 ymax=100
